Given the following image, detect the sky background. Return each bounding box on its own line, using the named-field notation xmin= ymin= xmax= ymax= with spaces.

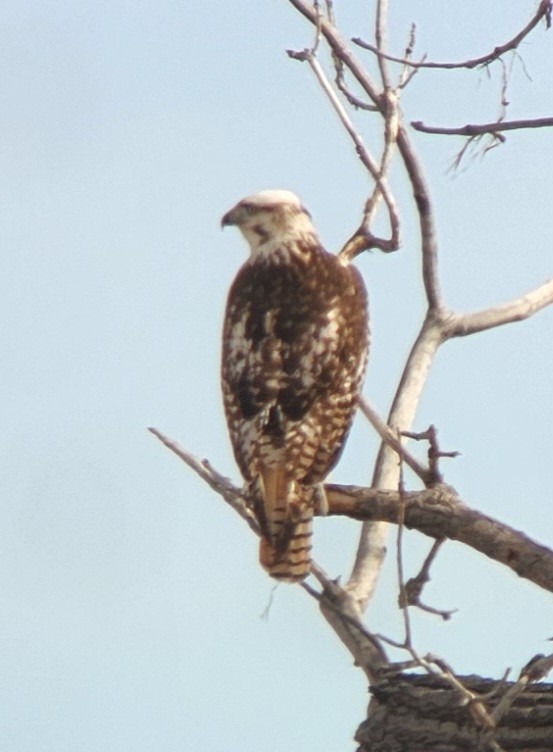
xmin=1 ymin=2 xmax=552 ymax=750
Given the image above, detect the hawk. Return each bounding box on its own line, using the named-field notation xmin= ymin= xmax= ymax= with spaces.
xmin=221 ymin=190 xmax=369 ymax=582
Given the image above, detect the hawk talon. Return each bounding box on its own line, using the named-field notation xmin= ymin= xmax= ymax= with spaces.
xmin=313 ymin=484 xmax=329 ymax=516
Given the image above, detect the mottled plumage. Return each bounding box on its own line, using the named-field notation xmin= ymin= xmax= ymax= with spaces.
xmin=221 ymin=190 xmax=369 ymax=581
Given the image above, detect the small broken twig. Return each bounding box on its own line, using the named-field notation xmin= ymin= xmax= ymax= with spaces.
xmin=402 ymin=424 xmax=459 ymax=484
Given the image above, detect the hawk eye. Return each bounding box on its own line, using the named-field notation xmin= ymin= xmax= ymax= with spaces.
xmin=243 ymin=204 xmax=256 ymax=215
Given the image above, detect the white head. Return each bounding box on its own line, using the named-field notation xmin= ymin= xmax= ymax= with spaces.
xmin=221 ymin=190 xmax=316 ymax=255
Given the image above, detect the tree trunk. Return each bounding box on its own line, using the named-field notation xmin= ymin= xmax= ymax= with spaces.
xmin=355 ymin=674 xmax=553 ymax=751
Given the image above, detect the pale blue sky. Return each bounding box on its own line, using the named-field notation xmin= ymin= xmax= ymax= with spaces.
xmin=1 ymin=2 xmax=552 ymax=751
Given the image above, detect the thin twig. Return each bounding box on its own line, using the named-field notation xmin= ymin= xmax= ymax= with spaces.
xmin=147 ymin=427 xmax=255 ymax=529
xmin=412 ymin=116 xmax=553 ymax=137
xmin=398 ymin=23 xmax=420 ymax=90
xmin=333 ymin=59 xmax=377 ymax=111
xmin=491 ymin=653 xmax=553 ymax=725
xmin=402 ymin=424 xmax=460 ymax=484
xmin=327 ymin=0 xmax=377 ymax=112
xmin=426 ymin=655 xmax=498 ymax=734
xmin=403 ymin=539 xmax=457 ymax=620
xmin=353 ymin=0 xmax=552 ymax=70
xmin=358 ymin=398 xmax=430 ymax=484
xmin=396 ymin=463 xmax=412 ymax=646
xmin=286 ymin=48 xmax=400 ymax=257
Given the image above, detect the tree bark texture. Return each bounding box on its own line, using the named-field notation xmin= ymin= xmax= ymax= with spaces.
xmin=326 ymin=484 xmax=553 ymax=594
xmin=355 ymin=674 xmax=553 ymax=751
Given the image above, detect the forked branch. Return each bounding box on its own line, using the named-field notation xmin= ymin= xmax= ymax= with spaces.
xmin=284 ymin=1 xmax=553 ymax=616
xmin=286 ymin=47 xmax=400 ymax=256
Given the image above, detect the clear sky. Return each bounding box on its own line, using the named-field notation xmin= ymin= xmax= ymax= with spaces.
xmin=1 ymin=2 xmax=552 ymax=751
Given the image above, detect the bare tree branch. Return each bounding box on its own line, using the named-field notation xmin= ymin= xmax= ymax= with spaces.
xmin=491 ymin=653 xmax=553 ymax=726
xmin=346 ymin=319 xmax=443 ymax=608
xmin=412 ymin=116 xmax=553 ymax=137
xmin=327 ymin=483 xmax=553 ymax=594
xmin=286 ymin=2 xmax=401 ymax=260
xmin=396 ymin=127 xmax=443 ymax=310
xmin=286 ymin=48 xmax=400 ymax=256
xmin=402 ymin=539 xmax=457 ymax=620
xmin=397 ymin=23 xmax=421 ymax=90
xmin=302 ymin=573 xmax=390 ymax=682
xmin=374 ymin=0 xmax=392 ymax=91
xmin=402 ymin=424 xmax=460 ymax=484
xmin=326 ymin=0 xmax=378 ymax=111
xmin=353 ymin=0 xmax=552 ymax=70
xmin=339 ymin=0 xmax=402 ymax=261
xmin=149 ymin=426 xmax=396 ymax=679
xmin=149 ymin=426 xmax=553 ymax=595
xmin=285 ymin=1 xmax=446 ymax=613
xmin=147 ymin=427 xmax=256 ymax=532
xmin=358 ymin=397 xmax=430 ymax=484
xmin=286 ymin=0 xmax=381 ymax=104
xmin=445 ymin=278 xmax=553 ymax=337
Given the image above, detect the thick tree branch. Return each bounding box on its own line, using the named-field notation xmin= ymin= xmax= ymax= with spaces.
xmin=354 ymin=0 xmax=552 ymax=70
xmin=285 ymin=1 xmax=445 ymax=613
xmin=302 ymin=573 xmax=390 ymax=682
xmin=327 ymin=483 xmax=553 ymax=594
xmin=149 ymin=428 xmax=553 ymax=595
xmin=356 ymin=674 xmax=553 ymax=752
xmin=444 ymin=279 xmax=553 ymax=336
xmin=412 ymin=116 xmax=553 ymax=137
xmin=149 ymin=426 xmax=395 ymax=680
xmin=346 ymin=318 xmax=444 ymax=607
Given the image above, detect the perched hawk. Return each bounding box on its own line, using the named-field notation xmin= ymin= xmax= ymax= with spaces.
xmin=221 ymin=190 xmax=369 ymax=582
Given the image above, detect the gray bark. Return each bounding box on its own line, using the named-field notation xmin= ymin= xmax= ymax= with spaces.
xmin=356 ymin=674 xmax=553 ymax=751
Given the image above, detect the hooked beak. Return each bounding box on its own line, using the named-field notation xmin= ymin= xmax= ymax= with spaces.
xmin=221 ymin=208 xmax=237 ymax=229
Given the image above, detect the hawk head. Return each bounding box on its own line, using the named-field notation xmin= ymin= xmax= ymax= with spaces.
xmin=221 ymin=190 xmax=315 ymax=255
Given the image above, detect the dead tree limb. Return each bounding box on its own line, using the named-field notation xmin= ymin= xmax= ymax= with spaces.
xmin=353 ymin=0 xmax=552 ymax=71
xmin=326 ymin=483 xmax=553 ymax=594
xmin=148 ymin=428 xmax=553 ymax=595
xmin=412 ymin=117 xmax=553 ymax=137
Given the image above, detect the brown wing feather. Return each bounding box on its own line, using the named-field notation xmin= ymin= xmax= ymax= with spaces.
xmin=221 ymin=239 xmax=369 ymax=581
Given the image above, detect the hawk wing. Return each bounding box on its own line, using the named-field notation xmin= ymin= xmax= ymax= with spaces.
xmin=221 ymin=247 xmax=368 ymax=580
xmin=222 ymin=251 xmax=368 ymax=480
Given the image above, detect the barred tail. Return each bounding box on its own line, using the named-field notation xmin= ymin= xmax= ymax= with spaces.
xmin=259 ymin=513 xmax=313 ymax=582
xmin=256 ymin=469 xmax=313 ymax=582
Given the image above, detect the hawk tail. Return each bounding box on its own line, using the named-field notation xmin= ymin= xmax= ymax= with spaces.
xmin=259 ymin=515 xmax=313 ymax=582
xmin=254 ymin=469 xmax=313 ymax=582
